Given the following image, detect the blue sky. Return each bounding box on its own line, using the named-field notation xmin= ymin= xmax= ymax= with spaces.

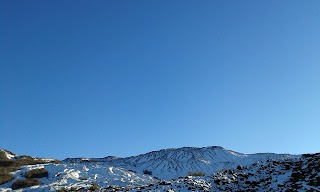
xmin=1 ymin=1 xmax=320 ymax=159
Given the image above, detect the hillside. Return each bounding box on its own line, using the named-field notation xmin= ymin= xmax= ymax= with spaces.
xmin=65 ymin=146 xmax=298 ymax=180
xmin=0 ymin=147 xmax=318 ymax=191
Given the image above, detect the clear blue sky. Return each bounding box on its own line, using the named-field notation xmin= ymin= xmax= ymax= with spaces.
xmin=1 ymin=1 xmax=320 ymax=159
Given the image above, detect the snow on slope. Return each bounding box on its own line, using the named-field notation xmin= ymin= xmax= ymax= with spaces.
xmin=64 ymin=146 xmax=299 ymax=180
xmin=0 ymin=162 xmax=155 ymax=191
xmin=111 ymin=153 xmax=320 ymax=191
xmin=0 ymin=146 xmax=303 ymax=191
xmin=0 ymin=149 xmax=16 ymax=159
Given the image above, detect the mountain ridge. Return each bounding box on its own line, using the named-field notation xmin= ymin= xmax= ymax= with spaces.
xmin=63 ymin=145 xmax=297 ymax=160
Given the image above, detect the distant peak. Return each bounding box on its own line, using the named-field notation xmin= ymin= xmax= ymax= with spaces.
xmin=0 ymin=149 xmax=17 ymax=159
xmin=160 ymin=145 xmax=225 ymax=151
xmin=207 ymin=146 xmax=224 ymax=149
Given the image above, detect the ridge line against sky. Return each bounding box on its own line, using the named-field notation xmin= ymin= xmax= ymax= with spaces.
xmin=1 ymin=145 xmax=302 ymax=160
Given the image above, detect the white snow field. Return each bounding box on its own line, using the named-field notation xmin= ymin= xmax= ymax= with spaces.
xmin=2 ymin=146 xmax=319 ymax=191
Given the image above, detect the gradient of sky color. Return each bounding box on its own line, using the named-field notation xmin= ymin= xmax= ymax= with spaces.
xmin=1 ymin=1 xmax=320 ymax=159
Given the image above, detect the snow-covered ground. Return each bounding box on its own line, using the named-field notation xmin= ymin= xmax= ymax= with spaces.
xmin=2 ymin=146 xmax=318 ymax=192
xmin=0 ymin=162 xmax=155 ymax=191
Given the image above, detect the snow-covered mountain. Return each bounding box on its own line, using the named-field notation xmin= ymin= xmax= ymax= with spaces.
xmin=123 ymin=152 xmax=320 ymax=192
xmin=1 ymin=146 xmax=318 ymax=191
xmin=0 ymin=149 xmax=17 ymax=160
xmin=0 ymin=149 xmax=55 ymax=163
xmin=65 ymin=146 xmax=297 ymax=180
